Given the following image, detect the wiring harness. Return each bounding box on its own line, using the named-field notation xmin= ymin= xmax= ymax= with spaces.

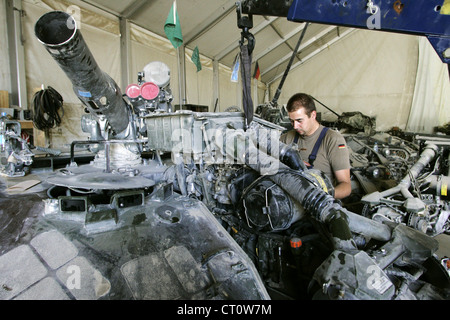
xmin=32 ymin=86 xmax=64 ymax=131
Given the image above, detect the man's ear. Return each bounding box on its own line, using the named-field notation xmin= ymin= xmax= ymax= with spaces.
xmin=310 ymin=110 xmax=316 ymax=120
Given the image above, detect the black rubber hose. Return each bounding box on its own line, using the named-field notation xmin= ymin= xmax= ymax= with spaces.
xmin=32 ymin=86 xmax=64 ymax=131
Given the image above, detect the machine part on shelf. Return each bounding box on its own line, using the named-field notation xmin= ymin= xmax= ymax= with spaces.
xmin=0 ymin=115 xmax=34 ymax=177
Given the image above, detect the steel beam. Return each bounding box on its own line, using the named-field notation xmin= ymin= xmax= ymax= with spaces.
xmin=6 ymin=0 xmax=27 ymax=109
xmin=268 ymin=28 xmax=355 ymax=86
xmin=261 ymin=25 xmax=337 ymax=77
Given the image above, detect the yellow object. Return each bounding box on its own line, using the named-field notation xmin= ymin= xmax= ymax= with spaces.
xmin=309 ymin=172 xmax=328 ymax=193
xmin=441 ymin=0 xmax=450 ymax=15
xmin=442 ymin=183 xmax=448 ymax=196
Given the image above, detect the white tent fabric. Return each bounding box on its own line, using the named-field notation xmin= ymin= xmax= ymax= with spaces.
xmin=268 ymin=29 xmax=423 ymax=132
xmin=406 ymin=37 xmax=450 ymax=133
xmin=10 ymin=0 xmax=271 ymax=148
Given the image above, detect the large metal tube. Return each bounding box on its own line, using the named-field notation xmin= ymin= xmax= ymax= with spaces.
xmin=389 ymin=143 xmax=438 ymax=199
xmin=35 ymin=11 xmax=130 ymax=135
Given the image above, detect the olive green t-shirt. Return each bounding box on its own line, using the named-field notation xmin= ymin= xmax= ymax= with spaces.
xmin=280 ymin=125 xmax=350 ymax=185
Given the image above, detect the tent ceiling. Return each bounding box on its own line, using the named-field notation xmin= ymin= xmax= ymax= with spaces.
xmin=79 ymin=0 xmax=353 ymax=84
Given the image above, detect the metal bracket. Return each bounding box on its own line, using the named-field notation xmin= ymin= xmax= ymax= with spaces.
xmin=236 ymin=1 xmax=255 ymax=55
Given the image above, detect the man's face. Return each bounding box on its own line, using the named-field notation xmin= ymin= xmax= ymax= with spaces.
xmin=288 ymin=107 xmax=317 ymax=136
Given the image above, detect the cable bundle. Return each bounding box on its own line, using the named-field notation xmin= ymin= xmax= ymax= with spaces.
xmin=32 ymin=86 xmax=64 ymax=131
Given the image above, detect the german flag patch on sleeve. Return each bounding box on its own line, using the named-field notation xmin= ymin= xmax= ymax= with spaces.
xmin=338 ymin=144 xmax=346 ymax=149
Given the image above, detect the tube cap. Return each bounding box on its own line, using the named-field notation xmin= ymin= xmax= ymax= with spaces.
xmin=290 ymin=237 xmax=302 ymax=248
xmin=125 ymin=84 xmax=141 ymax=99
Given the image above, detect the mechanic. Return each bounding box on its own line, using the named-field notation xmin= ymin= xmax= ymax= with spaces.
xmin=280 ymin=93 xmax=351 ymax=199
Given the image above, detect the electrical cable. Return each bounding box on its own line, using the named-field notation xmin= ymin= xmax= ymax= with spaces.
xmin=32 ymin=86 xmax=64 ymax=131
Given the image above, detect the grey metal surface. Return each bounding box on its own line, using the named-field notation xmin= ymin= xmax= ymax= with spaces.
xmin=45 ymin=164 xmax=161 ymax=190
xmin=0 ymin=188 xmax=270 ymax=300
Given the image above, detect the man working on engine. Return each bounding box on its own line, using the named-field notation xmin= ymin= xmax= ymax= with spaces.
xmin=280 ymin=93 xmax=351 ymax=199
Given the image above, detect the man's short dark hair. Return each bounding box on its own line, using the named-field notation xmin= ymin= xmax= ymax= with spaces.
xmin=286 ymin=93 xmax=316 ymax=116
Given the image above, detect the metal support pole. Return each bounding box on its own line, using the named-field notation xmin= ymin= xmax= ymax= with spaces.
xmin=212 ymin=59 xmax=220 ymax=112
xmin=176 ymin=45 xmax=186 ymax=109
xmin=119 ymin=17 xmax=132 ymax=93
xmin=6 ymin=0 xmax=27 ymax=109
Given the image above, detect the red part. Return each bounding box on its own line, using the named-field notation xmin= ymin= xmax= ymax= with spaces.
xmin=290 ymin=238 xmax=302 ymax=248
xmin=140 ymin=82 xmax=160 ymax=101
xmin=126 ymin=84 xmax=141 ymax=99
